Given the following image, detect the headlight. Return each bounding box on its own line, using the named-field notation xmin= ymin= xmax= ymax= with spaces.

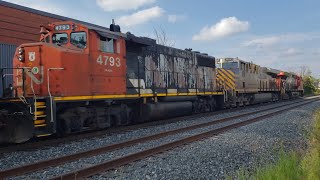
xmin=18 ymin=55 xmax=24 ymax=62
xmin=18 ymin=48 xmax=24 ymax=55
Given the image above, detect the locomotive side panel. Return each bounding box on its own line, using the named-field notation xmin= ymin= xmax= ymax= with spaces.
xmin=125 ymin=42 xmax=218 ymax=96
xmin=143 ymin=45 xmax=216 ymax=94
xmin=89 ymin=32 xmax=127 ymax=95
xmin=236 ymin=62 xmax=260 ymax=93
xmin=60 ymin=52 xmax=90 ymax=96
xmin=144 ymin=45 xmax=194 ymax=93
xmin=90 ymin=49 xmax=127 ymax=95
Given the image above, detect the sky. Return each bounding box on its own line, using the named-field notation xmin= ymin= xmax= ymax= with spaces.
xmin=4 ymin=0 xmax=320 ymax=77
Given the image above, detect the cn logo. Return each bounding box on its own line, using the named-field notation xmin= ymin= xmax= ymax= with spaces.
xmin=28 ymin=52 xmax=36 ymax=61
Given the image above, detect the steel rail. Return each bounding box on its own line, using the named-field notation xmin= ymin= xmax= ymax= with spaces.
xmin=50 ymin=98 xmax=319 ymax=180
xmin=0 ymin=97 xmax=318 ymax=179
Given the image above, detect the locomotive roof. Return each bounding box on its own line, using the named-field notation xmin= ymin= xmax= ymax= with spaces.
xmin=263 ymin=68 xmax=281 ymax=77
xmin=86 ymin=24 xmax=156 ymax=46
xmin=264 ymin=68 xmax=281 ymax=74
xmin=90 ymin=26 xmax=126 ymax=40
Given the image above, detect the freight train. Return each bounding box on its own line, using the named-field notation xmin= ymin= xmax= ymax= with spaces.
xmin=0 ymin=21 xmax=303 ymax=143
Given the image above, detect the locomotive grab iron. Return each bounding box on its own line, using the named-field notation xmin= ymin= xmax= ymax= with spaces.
xmin=0 ymin=21 xmax=303 ymax=143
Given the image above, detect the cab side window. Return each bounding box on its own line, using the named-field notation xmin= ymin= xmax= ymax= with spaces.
xmin=100 ymin=37 xmax=114 ymax=53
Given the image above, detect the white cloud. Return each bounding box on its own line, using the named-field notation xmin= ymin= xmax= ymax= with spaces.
xmin=243 ymin=36 xmax=280 ymax=47
xmin=281 ymin=48 xmax=303 ymax=57
xmin=4 ymin=0 xmax=64 ymax=14
xmin=168 ymin=14 xmax=186 ymax=23
xmin=116 ymin=6 xmax=164 ymax=27
xmin=243 ymin=33 xmax=320 ymax=48
xmin=312 ymin=48 xmax=320 ymax=56
xmin=96 ymin=0 xmax=155 ymax=11
xmin=192 ymin=17 xmax=249 ymax=41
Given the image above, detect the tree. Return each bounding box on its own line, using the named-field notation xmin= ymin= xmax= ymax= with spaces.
xmin=300 ymin=65 xmax=311 ymax=78
xmin=303 ymin=75 xmax=317 ymax=95
xmin=153 ymin=26 xmax=175 ymax=47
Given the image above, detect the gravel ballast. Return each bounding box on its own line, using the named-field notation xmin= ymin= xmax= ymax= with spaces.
xmin=1 ymin=99 xmax=318 ymax=179
xmin=92 ymin=100 xmax=320 ymax=180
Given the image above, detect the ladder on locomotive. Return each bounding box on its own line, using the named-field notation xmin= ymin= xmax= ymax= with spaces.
xmin=33 ymin=98 xmax=52 ymax=137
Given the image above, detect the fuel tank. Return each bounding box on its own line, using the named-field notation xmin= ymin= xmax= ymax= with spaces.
xmin=252 ymin=93 xmax=273 ymax=103
xmin=141 ymin=101 xmax=193 ymax=121
xmin=158 ymin=96 xmax=198 ymax=102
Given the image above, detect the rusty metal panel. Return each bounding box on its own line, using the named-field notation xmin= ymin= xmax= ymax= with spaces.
xmin=142 ymin=45 xmax=216 ymax=92
xmin=0 ymin=43 xmax=16 ymax=97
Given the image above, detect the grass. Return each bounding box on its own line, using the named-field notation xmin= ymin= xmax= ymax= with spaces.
xmin=232 ymin=110 xmax=320 ymax=180
xmin=253 ymin=151 xmax=302 ymax=180
xmin=301 ymin=110 xmax=320 ymax=180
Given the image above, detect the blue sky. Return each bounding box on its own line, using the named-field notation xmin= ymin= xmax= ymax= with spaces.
xmin=5 ymin=0 xmax=320 ymax=77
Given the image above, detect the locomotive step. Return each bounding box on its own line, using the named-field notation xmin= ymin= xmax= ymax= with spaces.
xmin=36 ymin=106 xmax=46 ymax=109
xmin=35 ymin=101 xmax=46 ymax=106
xmin=35 ymin=115 xmax=47 ymax=118
xmin=35 ymin=133 xmax=51 ymax=137
xmin=34 ymin=120 xmax=46 ymax=125
xmin=34 ymin=124 xmax=47 ymax=127
xmin=35 ymin=111 xmax=45 ymax=115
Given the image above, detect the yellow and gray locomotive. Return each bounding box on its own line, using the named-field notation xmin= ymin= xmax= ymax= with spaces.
xmin=216 ymin=57 xmax=303 ymax=107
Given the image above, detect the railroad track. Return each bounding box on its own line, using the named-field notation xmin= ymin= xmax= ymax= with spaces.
xmin=0 ymin=106 xmax=227 ymax=154
xmin=0 ymin=96 xmax=318 ymax=179
xmin=0 ymin=97 xmax=294 ymax=154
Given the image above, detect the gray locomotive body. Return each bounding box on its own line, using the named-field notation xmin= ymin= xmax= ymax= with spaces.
xmin=216 ymin=58 xmax=303 ymax=107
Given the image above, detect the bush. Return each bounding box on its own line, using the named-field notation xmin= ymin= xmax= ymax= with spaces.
xmin=303 ymin=76 xmax=317 ymax=95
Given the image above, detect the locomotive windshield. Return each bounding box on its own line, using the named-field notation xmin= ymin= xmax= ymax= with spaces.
xmin=52 ymin=33 xmax=68 ymax=44
xmin=71 ymin=32 xmax=87 ymax=49
xmin=222 ymin=62 xmax=238 ymax=69
xmin=51 ymin=32 xmax=87 ymax=49
xmin=222 ymin=62 xmax=239 ymax=73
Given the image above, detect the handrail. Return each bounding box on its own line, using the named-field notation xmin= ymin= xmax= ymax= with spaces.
xmin=47 ymin=68 xmax=64 ymax=122
xmin=1 ymin=67 xmax=30 ymax=99
xmin=30 ymin=77 xmax=36 ymax=116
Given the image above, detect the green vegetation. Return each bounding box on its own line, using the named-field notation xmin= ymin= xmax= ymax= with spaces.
xmin=303 ymin=75 xmax=318 ymax=95
xmin=301 ymin=110 xmax=320 ymax=179
xmin=233 ymin=110 xmax=320 ymax=180
xmin=252 ymin=151 xmax=302 ymax=180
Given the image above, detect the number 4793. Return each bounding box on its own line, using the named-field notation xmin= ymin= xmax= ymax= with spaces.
xmin=96 ymin=55 xmax=121 ymax=67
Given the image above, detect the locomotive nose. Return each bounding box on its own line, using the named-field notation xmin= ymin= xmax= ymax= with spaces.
xmin=14 ymin=45 xmax=40 ymax=65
